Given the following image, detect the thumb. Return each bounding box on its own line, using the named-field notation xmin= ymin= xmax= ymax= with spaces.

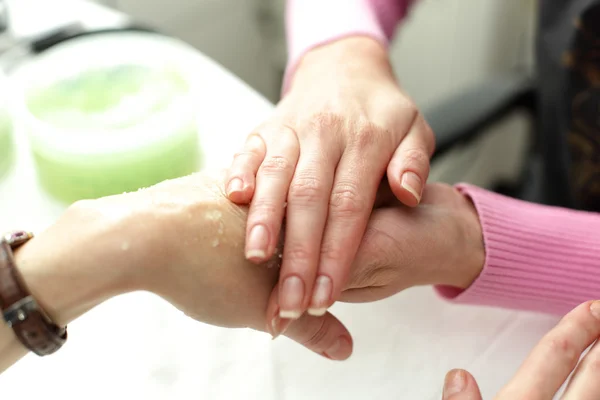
xmin=442 ymin=369 xmax=482 ymax=400
xmin=265 ymin=284 xmax=353 ymax=361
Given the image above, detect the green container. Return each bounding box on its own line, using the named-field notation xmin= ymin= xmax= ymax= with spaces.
xmin=20 ymin=56 xmax=200 ymax=203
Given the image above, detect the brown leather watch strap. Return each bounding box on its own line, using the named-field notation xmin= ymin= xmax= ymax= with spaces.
xmin=0 ymin=231 xmax=67 ymax=356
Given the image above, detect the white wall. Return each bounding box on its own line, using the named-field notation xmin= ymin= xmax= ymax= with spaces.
xmin=392 ymin=0 xmax=537 ymax=108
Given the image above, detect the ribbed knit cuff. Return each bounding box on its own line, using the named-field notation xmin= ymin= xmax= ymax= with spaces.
xmin=436 ymin=184 xmax=600 ymax=315
xmin=283 ymin=0 xmax=388 ymax=95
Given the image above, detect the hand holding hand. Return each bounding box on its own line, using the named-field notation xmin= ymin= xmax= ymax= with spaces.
xmin=225 ymin=37 xmax=436 ymax=322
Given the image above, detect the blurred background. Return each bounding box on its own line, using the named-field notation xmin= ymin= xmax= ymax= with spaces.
xmin=0 ymin=0 xmax=541 ymax=198
xmin=87 ymin=0 xmax=539 ymax=188
xmin=92 ymin=0 xmax=537 ymax=106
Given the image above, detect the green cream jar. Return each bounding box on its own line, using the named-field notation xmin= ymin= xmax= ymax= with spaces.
xmin=15 ymin=33 xmax=201 ymax=203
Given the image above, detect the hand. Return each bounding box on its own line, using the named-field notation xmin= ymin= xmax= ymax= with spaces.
xmin=225 ymin=36 xmax=436 ymax=321
xmin=441 ymin=300 xmax=600 ymax=399
xmin=337 ymin=182 xmax=484 ymax=304
xmin=8 ymin=172 xmax=354 ymax=371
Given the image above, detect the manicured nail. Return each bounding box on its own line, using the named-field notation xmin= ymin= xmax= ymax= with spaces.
xmin=443 ymin=369 xmax=467 ymax=399
xmin=227 ymin=178 xmax=243 ymax=197
xmin=308 ymin=276 xmax=332 ymax=316
xmin=246 ymin=224 xmax=269 ymax=260
xmin=279 ymin=276 xmax=304 ymax=319
xmin=401 ymin=171 xmax=422 ymax=203
xmin=270 ymin=313 xmax=292 ymax=339
xmin=590 ymin=300 xmax=600 ymax=319
xmin=323 ymin=336 xmax=352 ymax=361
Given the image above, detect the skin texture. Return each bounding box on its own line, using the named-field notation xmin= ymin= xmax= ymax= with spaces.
xmin=0 ymin=171 xmax=483 ymax=372
xmin=225 ymin=37 xmax=436 ymax=321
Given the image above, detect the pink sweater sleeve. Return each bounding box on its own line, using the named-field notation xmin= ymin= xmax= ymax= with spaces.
xmin=283 ymin=0 xmax=413 ymax=93
xmin=437 ymin=185 xmax=600 ymax=315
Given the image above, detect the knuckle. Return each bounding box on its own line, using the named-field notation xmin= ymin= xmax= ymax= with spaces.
xmin=250 ymin=200 xmax=280 ymax=219
xmin=302 ymin=318 xmax=330 ymax=349
xmin=284 ymin=243 xmax=314 ymax=264
xmin=260 ymin=155 xmax=294 ymax=176
xmin=329 ymin=184 xmax=367 ymax=216
xmin=351 ymin=119 xmax=380 ymax=148
xmin=400 ymin=98 xmax=419 ymax=116
xmin=320 ymin=241 xmax=346 ymax=264
xmin=402 ymin=148 xmax=430 ymax=169
xmin=289 ymin=177 xmax=327 ymax=204
xmin=546 ymin=335 xmax=580 ymax=367
xmin=309 ymin=112 xmax=344 ymax=134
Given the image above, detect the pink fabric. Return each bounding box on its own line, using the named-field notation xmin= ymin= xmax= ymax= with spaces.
xmin=437 ymin=185 xmax=600 ymax=315
xmin=283 ymin=0 xmax=412 ymax=93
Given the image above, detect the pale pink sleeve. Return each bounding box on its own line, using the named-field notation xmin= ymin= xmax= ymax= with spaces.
xmin=437 ymin=184 xmax=600 ymax=315
xmin=283 ymin=0 xmax=413 ymax=93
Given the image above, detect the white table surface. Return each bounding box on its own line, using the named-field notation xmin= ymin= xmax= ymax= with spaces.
xmin=0 ymin=1 xmax=562 ymax=399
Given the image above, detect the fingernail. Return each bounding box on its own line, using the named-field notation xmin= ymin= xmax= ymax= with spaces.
xmin=323 ymin=336 xmax=352 ymax=361
xmin=443 ymin=369 xmax=467 ymax=399
xmin=270 ymin=313 xmax=292 ymax=339
xmin=308 ymin=276 xmax=332 ymax=316
xmin=227 ymin=178 xmax=243 ymax=196
xmin=401 ymin=171 xmax=422 ymax=203
xmin=246 ymin=224 xmax=269 ymax=260
xmin=590 ymin=301 xmax=600 ymax=319
xmin=279 ymin=276 xmax=304 ymax=319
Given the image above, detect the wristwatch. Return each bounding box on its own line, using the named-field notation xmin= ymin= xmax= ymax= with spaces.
xmin=0 ymin=231 xmax=67 ymax=356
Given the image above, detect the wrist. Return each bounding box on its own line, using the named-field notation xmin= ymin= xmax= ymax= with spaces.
xmin=13 ymin=200 xmax=142 ymax=326
xmin=441 ymin=190 xmax=485 ymax=290
xmin=291 ymin=36 xmax=395 ymax=89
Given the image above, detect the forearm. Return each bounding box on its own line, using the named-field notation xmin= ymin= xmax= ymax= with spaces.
xmin=283 ymin=0 xmax=411 ymax=93
xmin=438 ymin=185 xmax=600 ymax=315
xmin=0 ymin=205 xmax=140 ymax=372
xmin=0 ymin=176 xmax=282 ymax=373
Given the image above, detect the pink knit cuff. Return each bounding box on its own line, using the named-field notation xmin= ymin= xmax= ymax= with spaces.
xmin=436 ymin=184 xmax=600 ymax=315
xmin=283 ymin=0 xmax=389 ymax=94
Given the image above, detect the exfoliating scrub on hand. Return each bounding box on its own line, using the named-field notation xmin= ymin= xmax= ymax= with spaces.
xmin=24 ymin=63 xmax=200 ymax=203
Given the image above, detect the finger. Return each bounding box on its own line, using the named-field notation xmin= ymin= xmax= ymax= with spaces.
xmin=442 ymin=369 xmax=483 ymax=400
xmin=277 ymin=136 xmax=339 ymax=318
xmin=265 ymin=284 xmax=353 ymax=361
xmin=245 ymin=125 xmax=300 ymax=262
xmin=498 ymin=300 xmax=600 ymax=400
xmin=561 ymin=338 xmax=600 ymax=399
xmin=309 ymin=135 xmax=390 ymax=315
xmin=387 ymin=114 xmax=434 ymax=207
xmin=226 ymin=133 xmax=266 ymax=204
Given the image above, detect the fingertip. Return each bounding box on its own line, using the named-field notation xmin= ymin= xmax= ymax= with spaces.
xmin=400 ymin=171 xmax=423 ymax=205
xmin=443 ymin=369 xmax=482 ymax=400
xmin=321 ymin=335 xmax=353 ymax=361
xmin=226 ymin=177 xmax=255 ymax=204
xmin=387 ymin=164 xmax=421 ymax=207
xmin=283 ymin=312 xmax=354 ymax=361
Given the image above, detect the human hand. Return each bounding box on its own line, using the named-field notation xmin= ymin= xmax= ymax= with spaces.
xmin=327 ymin=182 xmax=484 ymax=305
xmin=441 ymin=300 xmax=600 ymax=399
xmin=12 ymin=171 xmax=354 ymax=365
xmin=225 ymin=36 xmax=436 ymax=320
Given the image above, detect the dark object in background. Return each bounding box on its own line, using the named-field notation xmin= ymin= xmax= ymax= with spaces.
xmin=425 ymin=0 xmax=600 ymax=213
